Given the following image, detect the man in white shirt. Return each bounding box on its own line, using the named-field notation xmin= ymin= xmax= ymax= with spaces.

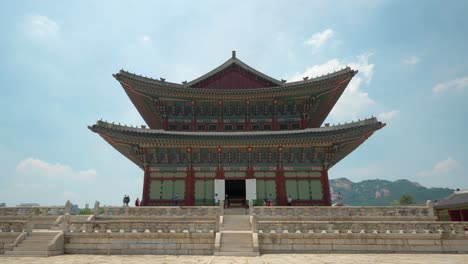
xmin=214 ymin=193 xmax=219 ymax=205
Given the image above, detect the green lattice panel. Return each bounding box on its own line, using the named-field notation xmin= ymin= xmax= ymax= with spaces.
xmin=310 ymin=180 xmax=323 ymax=200
xmin=149 ymin=180 xmax=162 ymax=200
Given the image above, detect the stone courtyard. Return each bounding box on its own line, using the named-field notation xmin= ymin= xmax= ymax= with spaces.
xmin=1 ymin=254 xmax=468 ymax=264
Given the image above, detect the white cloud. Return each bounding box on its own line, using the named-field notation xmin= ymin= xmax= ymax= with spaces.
xmin=16 ymin=158 xmax=97 ymax=181
xmin=377 ymin=110 xmax=400 ymax=121
xmin=290 ymin=54 xmax=375 ymax=122
xmin=417 ymin=157 xmax=461 ymax=177
xmin=25 ymin=15 xmax=59 ymax=38
xmin=432 ymin=76 xmax=468 ymax=94
xmin=141 ymin=35 xmax=151 ymax=44
xmin=305 ymin=29 xmax=334 ymax=49
xmin=403 ymin=56 xmax=419 ymax=65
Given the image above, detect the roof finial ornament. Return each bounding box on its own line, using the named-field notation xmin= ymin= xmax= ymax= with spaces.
xmin=232 ymin=50 xmax=236 ymax=59
xmin=303 ymin=76 xmax=309 ymax=81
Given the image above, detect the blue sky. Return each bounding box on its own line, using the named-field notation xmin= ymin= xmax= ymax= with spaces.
xmin=1 ymin=0 xmax=467 ymax=207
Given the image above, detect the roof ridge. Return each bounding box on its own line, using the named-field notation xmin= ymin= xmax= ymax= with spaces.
xmin=185 ymin=55 xmax=282 ymax=87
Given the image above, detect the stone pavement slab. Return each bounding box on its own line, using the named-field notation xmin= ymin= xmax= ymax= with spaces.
xmin=1 ymin=254 xmax=468 ymax=264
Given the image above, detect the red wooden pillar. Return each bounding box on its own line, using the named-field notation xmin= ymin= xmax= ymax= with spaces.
xmin=217 ymin=101 xmax=224 ymax=131
xmin=245 ymin=100 xmax=251 ymax=131
xmin=246 ymin=146 xmax=254 ymax=179
xmin=275 ymin=146 xmax=287 ymax=205
xmin=322 ymin=169 xmax=332 ymax=206
xmin=162 ymin=116 xmax=169 ymax=130
xmin=216 ymin=146 xmax=224 ymax=179
xmin=142 ymin=166 xmax=150 ymax=206
xmin=185 ymin=147 xmax=195 ymax=206
xmin=185 ymin=170 xmax=195 ymax=206
xmin=191 ymin=101 xmax=196 ymax=131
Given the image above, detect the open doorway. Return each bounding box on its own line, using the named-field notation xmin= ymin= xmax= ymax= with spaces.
xmin=225 ymin=180 xmax=246 ymax=207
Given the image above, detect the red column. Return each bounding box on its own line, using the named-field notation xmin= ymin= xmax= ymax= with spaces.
xmin=142 ymin=166 xmax=150 ymax=206
xmin=185 ymin=147 xmax=195 ymax=206
xmin=245 ymin=100 xmax=251 ymax=131
xmin=217 ymin=101 xmax=224 ymax=131
xmin=185 ymin=170 xmax=195 ymax=206
xmin=215 ymin=146 xmax=224 ymax=179
xmin=276 ymin=170 xmax=287 ymax=205
xmin=246 ymin=146 xmax=254 ymax=179
xmin=272 ymin=100 xmax=279 ymax=130
xmin=322 ymin=169 xmax=332 ymax=206
xmin=275 ymin=146 xmax=287 ymax=205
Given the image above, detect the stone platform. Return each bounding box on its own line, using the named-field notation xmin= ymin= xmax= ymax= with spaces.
xmin=1 ymin=201 xmax=468 ymax=256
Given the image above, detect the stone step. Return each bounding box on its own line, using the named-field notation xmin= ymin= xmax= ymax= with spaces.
xmin=214 ymin=251 xmax=259 ymax=256
xmin=13 ymin=244 xmax=49 ymax=251
xmin=4 ymin=250 xmax=49 ymax=257
xmin=219 ymin=247 xmax=254 ymax=252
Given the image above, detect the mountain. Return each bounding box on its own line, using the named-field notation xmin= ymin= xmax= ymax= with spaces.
xmin=329 ymin=178 xmax=454 ymax=206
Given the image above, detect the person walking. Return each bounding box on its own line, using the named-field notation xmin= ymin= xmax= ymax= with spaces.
xmin=337 ymin=192 xmax=344 ymax=206
xmin=135 ymin=197 xmax=140 ymax=207
xmin=287 ymin=195 xmax=293 ymax=206
xmin=174 ymin=193 xmax=179 ymax=206
xmin=214 ymin=193 xmax=219 ymax=206
xmin=267 ymin=193 xmax=273 ymax=206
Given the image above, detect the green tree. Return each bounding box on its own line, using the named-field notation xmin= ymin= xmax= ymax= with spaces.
xmin=399 ymin=194 xmax=414 ymax=205
xmin=79 ymin=208 xmax=93 ymax=215
xmin=389 ymin=200 xmax=401 ymax=206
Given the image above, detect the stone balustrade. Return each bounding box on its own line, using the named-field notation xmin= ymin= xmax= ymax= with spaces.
xmin=0 ymin=201 xmax=71 ymax=216
xmin=252 ymin=206 xmax=434 ymax=218
xmin=97 ymin=206 xmax=221 ymax=217
xmin=256 ymin=220 xmax=468 ymax=234
xmin=67 ymin=220 xmax=217 ymax=234
xmin=0 ymin=206 xmax=67 ymax=216
xmin=0 ymin=220 xmax=28 ymax=232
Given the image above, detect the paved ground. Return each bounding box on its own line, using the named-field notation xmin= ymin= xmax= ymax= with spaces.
xmin=1 ymin=254 xmax=468 ymax=264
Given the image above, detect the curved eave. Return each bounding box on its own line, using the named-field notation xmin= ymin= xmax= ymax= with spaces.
xmin=89 ymin=117 xmax=384 ymax=170
xmin=114 ymin=67 xmax=356 ymax=100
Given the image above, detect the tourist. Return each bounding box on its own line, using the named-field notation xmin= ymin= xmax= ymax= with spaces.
xmin=337 ymin=192 xmax=343 ymax=206
xmin=225 ymin=194 xmax=229 ymax=208
xmin=267 ymin=193 xmax=273 ymax=206
xmin=214 ymin=193 xmax=219 ymax=206
xmin=123 ymin=195 xmax=130 ymax=206
xmin=287 ymin=195 xmax=293 ymax=206
xmin=126 ymin=195 xmax=130 ymax=206
xmin=262 ymin=199 xmax=267 ymax=206
xmin=174 ymin=193 xmax=179 ymax=206
xmin=135 ymin=198 xmax=140 ymax=207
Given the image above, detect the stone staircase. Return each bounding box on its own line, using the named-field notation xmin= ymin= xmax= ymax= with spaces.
xmin=214 ymin=214 xmax=259 ymax=256
xmin=5 ymin=231 xmax=63 ymax=257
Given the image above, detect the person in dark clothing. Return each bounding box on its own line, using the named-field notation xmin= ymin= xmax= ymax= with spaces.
xmin=135 ymin=197 xmax=140 ymax=207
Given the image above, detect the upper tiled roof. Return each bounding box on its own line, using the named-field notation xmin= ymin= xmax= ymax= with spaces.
xmin=185 ymin=52 xmax=282 ymax=87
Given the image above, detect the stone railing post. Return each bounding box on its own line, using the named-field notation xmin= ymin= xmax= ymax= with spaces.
xmin=426 ymin=200 xmax=435 ymax=217
xmin=64 ymin=200 xmax=72 ymax=215
xmin=26 ymin=215 xmax=33 ymax=233
xmin=219 ymin=200 xmax=224 ymax=215
xmin=248 ymin=200 xmax=254 ymax=215
xmin=62 ymin=214 xmax=70 ymax=232
xmin=94 ymin=201 xmax=100 ymax=216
